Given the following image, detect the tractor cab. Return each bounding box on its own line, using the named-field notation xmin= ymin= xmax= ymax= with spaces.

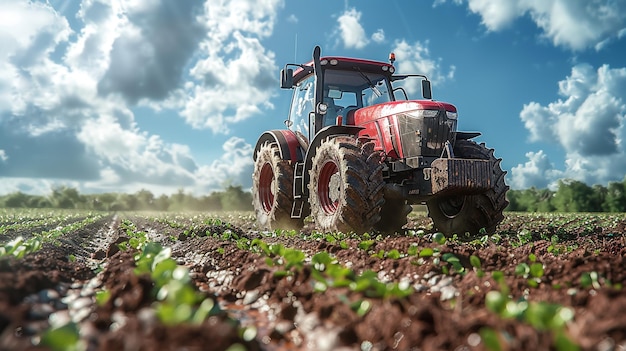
xmin=281 ymin=49 xmax=431 ymax=144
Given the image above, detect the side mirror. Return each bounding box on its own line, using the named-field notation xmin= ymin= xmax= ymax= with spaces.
xmin=422 ymin=79 xmax=432 ymax=99
xmin=280 ymin=68 xmax=294 ymax=88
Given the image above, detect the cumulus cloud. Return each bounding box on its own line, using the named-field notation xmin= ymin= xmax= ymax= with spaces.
xmin=336 ymin=8 xmax=369 ymax=49
xmin=97 ymin=1 xmax=205 ymax=104
xmin=0 ymin=0 xmax=280 ymax=195
xmin=198 ymin=137 xmax=254 ymax=190
xmin=371 ymin=29 xmax=385 ymax=43
xmin=391 ymin=40 xmax=456 ymax=96
xmin=436 ymin=0 xmax=626 ymax=51
xmin=510 ymin=151 xmax=562 ymax=189
xmin=513 ymin=63 xmax=626 ymax=187
xmin=177 ymin=0 xmax=282 ymax=132
xmin=181 ymin=32 xmax=277 ymax=132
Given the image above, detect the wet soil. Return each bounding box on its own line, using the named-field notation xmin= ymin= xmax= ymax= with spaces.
xmin=0 ymin=211 xmax=625 ymax=351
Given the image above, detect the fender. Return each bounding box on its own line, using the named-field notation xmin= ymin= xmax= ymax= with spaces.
xmin=456 ymin=131 xmax=481 ymax=140
xmin=253 ymin=130 xmax=304 ymax=162
xmin=301 ymin=125 xmax=364 ymax=197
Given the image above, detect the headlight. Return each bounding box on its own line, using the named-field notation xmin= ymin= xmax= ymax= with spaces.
xmin=446 ymin=111 xmax=458 ymax=119
xmin=406 ymin=109 xmax=439 ymax=118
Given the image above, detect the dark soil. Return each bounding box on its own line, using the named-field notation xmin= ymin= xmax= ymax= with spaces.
xmin=0 ymin=211 xmax=625 ymax=350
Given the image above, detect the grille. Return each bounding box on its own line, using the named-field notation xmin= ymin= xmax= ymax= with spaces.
xmin=397 ymin=112 xmax=456 ymax=159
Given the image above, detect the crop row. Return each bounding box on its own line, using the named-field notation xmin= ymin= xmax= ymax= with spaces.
xmin=0 ymin=213 xmax=105 ymax=258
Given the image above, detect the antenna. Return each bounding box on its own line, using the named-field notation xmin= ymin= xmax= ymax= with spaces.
xmin=294 ymin=33 xmax=298 ymax=62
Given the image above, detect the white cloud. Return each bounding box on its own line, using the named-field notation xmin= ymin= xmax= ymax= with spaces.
xmin=181 ymin=32 xmax=277 ymax=132
xmin=514 ymin=63 xmax=626 ymax=187
xmin=438 ymin=0 xmax=626 ymax=50
xmin=510 ymin=150 xmax=562 ymax=189
xmin=198 ymin=137 xmax=254 ymax=190
xmin=371 ymin=29 xmax=385 ymax=43
xmin=336 ymin=8 xmax=369 ymax=49
xmin=178 ymin=0 xmax=282 ymax=132
xmin=0 ymin=0 xmax=281 ymax=195
xmin=287 ymin=14 xmax=298 ymax=23
xmin=391 ymin=40 xmax=456 ymax=96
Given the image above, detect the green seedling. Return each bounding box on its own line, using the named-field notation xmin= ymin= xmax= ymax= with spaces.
xmin=432 ymin=232 xmax=447 ymax=245
xmin=358 ymin=239 xmax=375 ymax=251
xmin=407 ymin=243 xmax=419 ymax=256
xmin=580 ymin=271 xmax=600 ymax=290
xmin=40 ymin=322 xmax=82 ymax=351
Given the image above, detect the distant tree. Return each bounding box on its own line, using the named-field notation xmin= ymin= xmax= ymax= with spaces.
xmin=506 ymin=187 xmax=554 ymax=212
xmin=49 ymin=186 xmax=84 ymax=209
xmin=154 ymin=194 xmax=170 ymax=211
xmin=26 ymin=195 xmax=50 ymax=208
xmin=199 ymin=193 xmax=222 ymax=211
xmin=552 ymin=179 xmax=597 ymax=212
xmin=135 ymin=189 xmax=155 ymax=210
xmin=220 ymin=185 xmax=253 ymax=211
xmin=604 ymin=179 xmax=626 ymax=212
xmin=3 ymin=192 xmax=30 ymax=208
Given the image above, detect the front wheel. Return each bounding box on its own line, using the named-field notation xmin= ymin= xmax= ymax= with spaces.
xmin=309 ymin=137 xmax=384 ymax=234
xmin=427 ymin=140 xmax=509 ymax=238
xmin=252 ymin=142 xmax=303 ymax=230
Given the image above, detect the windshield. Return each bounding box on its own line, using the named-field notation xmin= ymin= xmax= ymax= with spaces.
xmin=323 ymin=69 xmax=392 ymax=108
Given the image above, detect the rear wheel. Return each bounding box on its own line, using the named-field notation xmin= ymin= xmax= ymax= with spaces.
xmin=252 ymin=142 xmax=303 ymax=230
xmin=427 ymin=140 xmax=509 ymax=238
xmin=309 ymin=137 xmax=384 ymax=234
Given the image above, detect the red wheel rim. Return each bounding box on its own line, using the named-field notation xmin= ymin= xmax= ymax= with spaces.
xmin=318 ymin=160 xmax=339 ymax=214
xmin=259 ymin=163 xmax=274 ymax=213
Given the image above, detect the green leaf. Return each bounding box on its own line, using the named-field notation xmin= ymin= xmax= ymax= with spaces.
xmin=312 ymin=251 xmax=333 ymax=265
xmin=284 ymin=248 xmax=305 ymax=268
xmin=485 ymin=291 xmax=507 ymax=314
xmin=470 ymin=255 xmax=481 ymax=268
xmin=530 ymin=263 xmax=544 ymax=278
xmin=358 ymin=239 xmax=375 ymax=251
xmin=95 ymin=290 xmax=111 ymax=306
xmin=479 ymin=327 xmax=503 ymax=351
xmin=554 ymin=331 xmax=580 ymax=351
xmin=191 ymin=298 xmax=215 ymax=324
xmin=386 ymin=249 xmax=401 ymax=259
xmin=419 ymin=248 xmax=434 ymax=257
xmin=515 ymin=263 xmax=530 ymax=277
xmin=40 ymin=322 xmax=81 ymax=351
xmin=442 ymin=252 xmax=460 ymax=263
xmin=407 ymin=244 xmax=419 ymax=256
xmin=432 ymin=232 xmax=447 ymax=245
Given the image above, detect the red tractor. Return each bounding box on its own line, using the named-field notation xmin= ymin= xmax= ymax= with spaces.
xmin=252 ymin=46 xmax=508 ymax=237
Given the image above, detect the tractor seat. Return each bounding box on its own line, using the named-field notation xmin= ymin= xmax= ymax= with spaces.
xmin=342 ymin=106 xmax=358 ymax=125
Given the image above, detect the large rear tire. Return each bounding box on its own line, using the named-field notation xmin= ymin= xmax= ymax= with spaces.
xmin=427 ymin=140 xmax=509 ymax=238
xmin=309 ymin=137 xmax=384 ymax=234
xmin=252 ymin=142 xmax=303 ymax=230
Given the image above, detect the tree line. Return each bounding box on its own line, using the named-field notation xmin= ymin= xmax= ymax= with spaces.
xmin=0 ymin=186 xmax=253 ymax=212
xmin=507 ymin=178 xmax=626 ymax=212
xmin=1 ymin=176 xmax=626 ymax=213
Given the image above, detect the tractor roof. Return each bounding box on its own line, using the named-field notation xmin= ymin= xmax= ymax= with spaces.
xmin=293 ymin=56 xmax=395 ymax=83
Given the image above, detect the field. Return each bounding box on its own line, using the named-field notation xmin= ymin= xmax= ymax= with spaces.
xmin=0 ymin=209 xmax=625 ymax=351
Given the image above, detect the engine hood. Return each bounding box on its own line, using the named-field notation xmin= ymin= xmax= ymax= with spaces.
xmin=354 ymin=100 xmax=456 ymax=124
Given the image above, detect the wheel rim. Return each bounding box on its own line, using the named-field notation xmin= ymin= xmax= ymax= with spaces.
xmin=318 ymin=160 xmax=340 ymax=214
xmin=438 ymin=197 xmax=466 ymax=218
xmin=258 ymin=163 xmax=275 ymax=213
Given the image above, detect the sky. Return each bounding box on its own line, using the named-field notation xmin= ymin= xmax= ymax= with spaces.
xmin=1 ymin=0 xmax=625 ymax=196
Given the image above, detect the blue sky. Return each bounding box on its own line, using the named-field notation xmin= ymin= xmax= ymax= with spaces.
xmin=1 ymin=0 xmax=625 ymax=196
